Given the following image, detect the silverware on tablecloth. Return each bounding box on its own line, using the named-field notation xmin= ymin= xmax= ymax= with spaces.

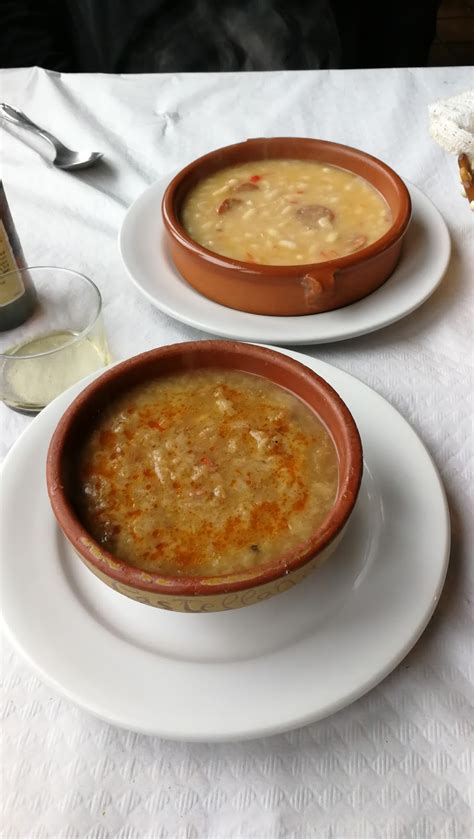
xmin=0 ymin=103 xmax=103 ymax=171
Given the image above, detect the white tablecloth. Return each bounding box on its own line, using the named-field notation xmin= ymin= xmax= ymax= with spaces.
xmin=1 ymin=66 xmax=472 ymax=838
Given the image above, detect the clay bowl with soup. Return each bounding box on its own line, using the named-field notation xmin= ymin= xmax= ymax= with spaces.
xmin=46 ymin=341 xmax=362 ymax=613
xmin=162 ymin=137 xmax=411 ymax=316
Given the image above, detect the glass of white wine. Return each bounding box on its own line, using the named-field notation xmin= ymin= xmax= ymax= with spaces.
xmin=0 ymin=267 xmax=110 ymax=412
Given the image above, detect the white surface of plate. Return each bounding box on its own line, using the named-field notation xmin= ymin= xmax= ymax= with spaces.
xmin=119 ymin=176 xmax=450 ymax=345
xmin=0 ymin=349 xmax=450 ymax=741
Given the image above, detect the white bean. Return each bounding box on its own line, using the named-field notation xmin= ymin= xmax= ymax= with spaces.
xmin=279 ymin=239 xmax=297 ymax=249
xmin=318 ymin=217 xmax=332 ymax=229
xmin=280 ymin=205 xmax=292 ymax=216
xmin=212 ymin=185 xmax=228 ymax=196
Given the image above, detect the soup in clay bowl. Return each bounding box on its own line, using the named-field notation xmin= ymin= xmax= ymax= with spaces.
xmin=162 ymin=137 xmax=411 ymax=316
xmin=46 ymin=341 xmax=362 ymax=613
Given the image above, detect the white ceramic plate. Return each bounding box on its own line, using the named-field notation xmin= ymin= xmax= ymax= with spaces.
xmin=0 ymin=348 xmax=449 ymax=741
xmin=119 ymin=176 xmax=450 ymax=345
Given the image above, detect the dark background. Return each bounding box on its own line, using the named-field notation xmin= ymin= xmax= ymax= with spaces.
xmin=429 ymin=0 xmax=474 ymax=65
xmin=1 ymin=0 xmax=472 ymax=72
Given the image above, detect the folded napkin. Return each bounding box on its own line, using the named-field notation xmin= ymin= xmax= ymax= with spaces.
xmin=429 ymin=89 xmax=474 ymax=208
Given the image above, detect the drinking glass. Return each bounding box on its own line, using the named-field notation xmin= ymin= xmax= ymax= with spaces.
xmin=0 ymin=267 xmax=110 ymax=412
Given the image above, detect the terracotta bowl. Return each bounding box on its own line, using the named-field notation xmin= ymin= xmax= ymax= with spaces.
xmin=162 ymin=137 xmax=411 ymax=316
xmin=46 ymin=341 xmax=363 ymax=613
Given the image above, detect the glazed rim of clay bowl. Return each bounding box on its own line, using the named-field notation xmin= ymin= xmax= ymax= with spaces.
xmin=46 ymin=341 xmax=363 ymax=598
xmin=162 ymin=136 xmax=412 ymax=273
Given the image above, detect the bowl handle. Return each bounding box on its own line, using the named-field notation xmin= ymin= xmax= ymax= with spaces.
xmin=301 ymin=269 xmax=336 ymax=309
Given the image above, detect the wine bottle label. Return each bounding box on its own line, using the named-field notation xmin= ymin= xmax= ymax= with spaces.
xmin=0 ymin=220 xmax=25 ymax=306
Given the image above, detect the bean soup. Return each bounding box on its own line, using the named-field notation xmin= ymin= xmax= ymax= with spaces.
xmin=181 ymin=159 xmax=392 ymax=266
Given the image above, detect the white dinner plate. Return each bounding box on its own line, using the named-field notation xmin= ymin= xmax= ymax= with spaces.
xmin=119 ymin=176 xmax=450 ymax=345
xmin=0 ymin=348 xmax=449 ymax=741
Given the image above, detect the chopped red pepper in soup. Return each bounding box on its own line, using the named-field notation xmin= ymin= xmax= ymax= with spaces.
xmin=76 ymin=370 xmax=338 ymax=577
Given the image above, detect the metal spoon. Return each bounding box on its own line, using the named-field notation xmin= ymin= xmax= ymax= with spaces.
xmin=0 ymin=103 xmax=103 ymax=171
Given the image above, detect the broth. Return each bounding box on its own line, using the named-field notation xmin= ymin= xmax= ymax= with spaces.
xmin=181 ymin=159 xmax=392 ymax=266
xmin=76 ymin=369 xmax=339 ymax=577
